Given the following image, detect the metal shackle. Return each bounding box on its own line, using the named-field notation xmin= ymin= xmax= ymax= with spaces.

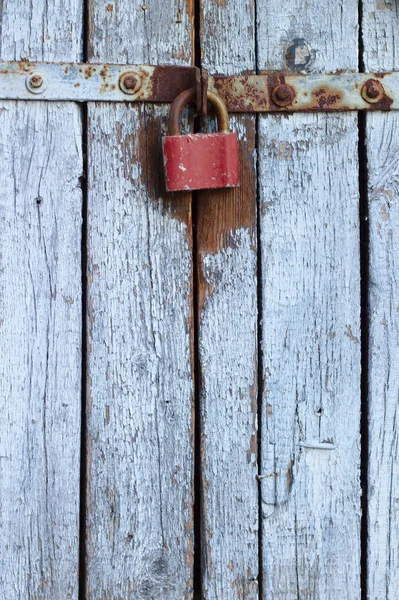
xmin=168 ymin=87 xmax=230 ymax=136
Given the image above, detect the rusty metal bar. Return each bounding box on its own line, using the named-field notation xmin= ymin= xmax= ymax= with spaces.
xmin=208 ymin=72 xmax=396 ymax=112
xmin=0 ymin=61 xmax=202 ymax=104
xmin=0 ymin=62 xmax=398 ymax=112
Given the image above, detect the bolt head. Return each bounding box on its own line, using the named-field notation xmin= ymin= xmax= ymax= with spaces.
xmin=119 ymin=71 xmax=142 ymax=95
xmin=25 ymin=72 xmax=47 ymax=94
xmin=30 ymin=75 xmax=43 ymax=87
xmin=361 ymin=79 xmax=384 ymax=104
xmin=276 ymin=88 xmax=290 ymax=101
xmin=123 ymin=76 xmax=137 ymax=89
xmin=367 ymin=86 xmax=379 ymax=99
xmin=272 ymin=84 xmax=295 ymax=107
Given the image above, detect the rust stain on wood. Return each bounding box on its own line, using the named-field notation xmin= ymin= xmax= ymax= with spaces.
xmin=247 ymin=377 xmax=258 ymax=464
xmin=135 ymin=106 xmax=193 ymax=227
xmin=376 ymin=0 xmax=392 ymax=9
xmin=286 ymin=459 xmax=295 ymax=495
xmin=345 ymin=324 xmax=360 ymax=343
xmin=196 ymin=114 xmax=256 ymax=315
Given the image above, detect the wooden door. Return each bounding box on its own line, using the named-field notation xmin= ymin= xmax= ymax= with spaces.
xmin=0 ymin=1 xmax=398 ymax=599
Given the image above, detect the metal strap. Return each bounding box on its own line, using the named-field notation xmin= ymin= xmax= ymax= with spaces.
xmin=0 ymin=61 xmax=398 ymax=112
xmin=209 ymin=72 xmax=396 ymax=112
xmin=0 ymin=62 xmax=201 ymax=104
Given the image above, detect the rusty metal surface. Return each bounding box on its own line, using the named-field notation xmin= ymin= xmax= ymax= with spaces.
xmin=209 ymin=72 xmax=396 ymax=112
xmin=0 ymin=62 xmax=398 ymax=112
xmin=0 ymin=61 xmax=201 ymax=103
xmin=168 ymin=88 xmax=230 ymax=135
xmin=199 ymin=68 xmax=209 ymax=115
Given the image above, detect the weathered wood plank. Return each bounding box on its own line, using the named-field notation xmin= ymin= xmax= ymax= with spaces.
xmin=362 ymin=5 xmax=399 ymax=598
xmin=257 ymin=2 xmax=362 ymax=598
xmin=85 ymin=2 xmax=195 ymax=597
xmin=0 ymin=1 xmax=83 ymax=598
xmin=199 ymin=2 xmax=259 ymax=598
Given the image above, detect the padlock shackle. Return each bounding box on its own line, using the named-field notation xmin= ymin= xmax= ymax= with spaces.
xmin=168 ymin=87 xmax=230 ymax=136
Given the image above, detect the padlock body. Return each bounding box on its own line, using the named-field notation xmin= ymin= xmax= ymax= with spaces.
xmin=163 ymin=132 xmax=240 ymax=192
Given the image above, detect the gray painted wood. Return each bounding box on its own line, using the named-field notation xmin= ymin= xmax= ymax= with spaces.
xmin=199 ymin=2 xmax=259 ymax=598
xmin=257 ymin=2 xmax=362 ymax=598
xmin=1 ymin=4 xmax=397 ymax=599
xmin=362 ymin=4 xmax=399 ymax=598
xmin=85 ymin=1 xmax=195 ymax=597
xmin=0 ymin=1 xmax=83 ymax=598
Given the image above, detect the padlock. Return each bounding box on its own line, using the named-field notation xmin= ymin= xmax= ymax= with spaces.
xmin=163 ymin=87 xmax=240 ymax=192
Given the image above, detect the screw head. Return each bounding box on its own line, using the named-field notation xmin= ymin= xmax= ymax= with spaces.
xmin=30 ymin=75 xmax=43 ymax=88
xmin=361 ymin=79 xmax=384 ymax=104
xmin=26 ymin=72 xmax=47 ymax=94
xmin=272 ymin=84 xmax=295 ymax=107
xmin=119 ymin=71 xmax=142 ymax=95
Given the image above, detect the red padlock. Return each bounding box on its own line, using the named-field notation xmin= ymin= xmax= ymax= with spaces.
xmin=163 ymin=87 xmax=240 ymax=192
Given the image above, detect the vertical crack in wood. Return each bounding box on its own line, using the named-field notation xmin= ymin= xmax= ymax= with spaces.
xmin=254 ymin=1 xmax=264 ymax=597
xmin=83 ymin=0 xmax=89 ymax=63
xmin=79 ymin=101 xmax=88 ymax=600
xmin=79 ymin=4 xmax=89 ymax=596
xmin=190 ymin=0 xmax=203 ymax=595
xmin=193 ymin=1 xmax=203 ymax=596
xmin=358 ymin=3 xmax=369 ymax=599
xmin=255 ymin=118 xmax=264 ymax=599
xmin=192 ymin=188 xmax=202 ymax=599
xmin=359 ymin=109 xmax=370 ymax=600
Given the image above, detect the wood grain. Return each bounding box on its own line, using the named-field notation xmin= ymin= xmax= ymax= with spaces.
xmin=362 ymin=4 xmax=399 ymax=598
xmin=85 ymin=1 xmax=195 ymax=597
xmin=199 ymin=2 xmax=259 ymax=598
xmin=0 ymin=1 xmax=83 ymax=598
xmin=257 ymin=2 xmax=362 ymax=598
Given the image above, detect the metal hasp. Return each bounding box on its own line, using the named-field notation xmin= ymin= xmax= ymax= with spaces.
xmin=0 ymin=61 xmax=398 ymax=112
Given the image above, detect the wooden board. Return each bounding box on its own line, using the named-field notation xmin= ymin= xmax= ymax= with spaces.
xmin=198 ymin=2 xmax=259 ymax=599
xmin=0 ymin=1 xmax=83 ymax=598
xmin=362 ymin=4 xmax=399 ymax=598
xmin=85 ymin=2 xmax=195 ymax=598
xmin=257 ymin=2 xmax=362 ymax=598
